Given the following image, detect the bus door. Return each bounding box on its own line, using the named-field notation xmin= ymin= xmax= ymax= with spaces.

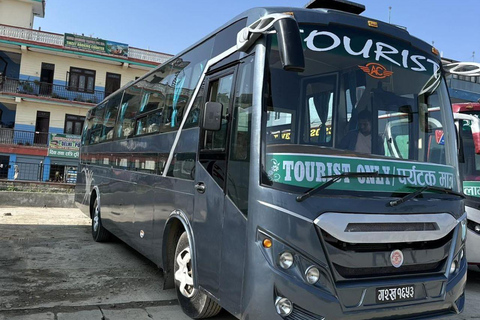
xmin=193 ymin=67 xmax=236 ymax=299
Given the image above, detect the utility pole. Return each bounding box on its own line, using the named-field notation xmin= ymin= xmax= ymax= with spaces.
xmin=473 ymin=51 xmax=476 ymax=62
xmin=389 ymin=6 xmax=392 ymax=24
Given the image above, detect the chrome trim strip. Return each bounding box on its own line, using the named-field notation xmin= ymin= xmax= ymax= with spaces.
xmin=314 ymin=212 xmax=458 ymax=243
xmin=258 ymin=200 xmax=313 ymax=223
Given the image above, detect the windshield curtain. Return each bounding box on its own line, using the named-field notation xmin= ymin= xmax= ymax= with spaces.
xmin=262 ymin=23 xmax=459 ymax=194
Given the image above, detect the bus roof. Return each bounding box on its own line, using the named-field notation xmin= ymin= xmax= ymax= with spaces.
xmin=95 ymin=5 xmax=440 ymax=107
xmin=452 ymin=102 xmax=480 ymax=113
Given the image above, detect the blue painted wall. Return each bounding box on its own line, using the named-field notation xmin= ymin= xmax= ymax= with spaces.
xmin=7 ymin=154 xmax=16 ymax=180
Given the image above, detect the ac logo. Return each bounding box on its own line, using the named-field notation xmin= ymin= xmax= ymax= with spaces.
xmin=359 ymin=63 xmax=393 ymax=79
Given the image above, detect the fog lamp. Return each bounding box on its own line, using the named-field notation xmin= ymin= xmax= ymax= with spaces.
xmin=475 ymin=224 xmax=480 ymax=233
xmin=450 ymin=260 xmax=458 ymax=274
xmin=305 ymin=266 xmax=320 ymax=284
xmin=279 ymin=252 xmax=294 ymax=269
xmin=275 ymin=297 xmax=293 ymax=317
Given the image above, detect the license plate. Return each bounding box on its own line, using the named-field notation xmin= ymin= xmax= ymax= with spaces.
xmin=376 ymin=285 xmax=415 ymax=303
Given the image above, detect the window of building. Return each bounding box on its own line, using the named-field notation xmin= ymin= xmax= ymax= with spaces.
xmin=68 ymin=67 xmax=96 ymax=93
xmin=65 ymin=114 xmax=85 ymax=135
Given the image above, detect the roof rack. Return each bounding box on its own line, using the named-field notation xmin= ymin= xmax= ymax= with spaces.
xmin=305 ymin=0 xmax=365 ymax=15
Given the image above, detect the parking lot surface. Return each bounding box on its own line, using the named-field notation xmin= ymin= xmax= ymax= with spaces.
xmin=0 ymin=207 xmax=478 ymax=319
xmin=0 ymin=207 xmax=234 ymax=320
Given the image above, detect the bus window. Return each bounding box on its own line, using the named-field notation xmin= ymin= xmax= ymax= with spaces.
xmin=162 ymin=56 xmax=211 ymax=131
xmin=89 ymin=102 xmax=106 ymax=144
xmin=266 ymin=111 xmax=293 ymax=143
xmin=183 ymin=81 xmax=205 ymax=129
xmin=101 ymin=93 xmax=122 ymax=141
xmin=304 ymin=76 xmax=335 ymax=145
xmin=460 ymin=119 xmax=480 ymax=180
xmin=115 ymin=86 xmax=142 ymax=139
xmin=204 ymin=74 xmax=234 ymax=151
xmin=227 ymin=56 xmax=254 ymax=215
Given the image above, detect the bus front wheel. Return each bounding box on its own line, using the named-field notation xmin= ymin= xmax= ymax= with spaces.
xmin=174 ymin=232 xmax=221 ymax=318
xmin=91 ymin=197 xmax=111 ymax=242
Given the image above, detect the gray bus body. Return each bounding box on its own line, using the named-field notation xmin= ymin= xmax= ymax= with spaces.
xmin=76 ymin=5 xmax=466 ymax=319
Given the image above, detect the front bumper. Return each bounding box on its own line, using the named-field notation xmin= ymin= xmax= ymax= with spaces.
xmin=255 ymin=257 xmax=466 ymax=320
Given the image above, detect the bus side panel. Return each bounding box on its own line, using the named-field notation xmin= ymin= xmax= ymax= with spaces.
xmin=148 ymin=128 xmax=200 ymax=265
xmin=133 ymin=174 xmax=195 ymax=264
xmin=74 ymin=162 xmax=90 ymax=217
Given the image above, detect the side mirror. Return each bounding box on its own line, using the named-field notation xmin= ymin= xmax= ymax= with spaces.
xmin=202 ymin=102 xmax=223 ymax=131
xmin=273 ymin=18 xmax=305 ymax=73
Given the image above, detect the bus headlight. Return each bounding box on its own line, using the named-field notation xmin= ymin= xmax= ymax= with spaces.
xmin=279 ymin=252 xmax=294 ymax=269
xmin=305 ymin=266 xmax=320 ymax=284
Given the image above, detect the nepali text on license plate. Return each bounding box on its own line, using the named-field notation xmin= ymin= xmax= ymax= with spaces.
xmin=376 ymin=285 xmax=415 ymax=303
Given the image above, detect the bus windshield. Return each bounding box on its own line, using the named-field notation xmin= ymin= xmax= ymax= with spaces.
xmin=263 ymin=23 xmax=458 ymax=195
xmin=457 ymin=111 xmax=480 ymax=197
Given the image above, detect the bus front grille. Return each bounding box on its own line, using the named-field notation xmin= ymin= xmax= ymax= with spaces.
xmin=320 ymin=229 xmax=452 ymax=281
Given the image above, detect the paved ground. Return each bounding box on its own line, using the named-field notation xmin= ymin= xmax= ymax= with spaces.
xmin=0 ymin=207 xmax=478 ymax=319
xmin=0 ymin=207 xmax=234 ymax=320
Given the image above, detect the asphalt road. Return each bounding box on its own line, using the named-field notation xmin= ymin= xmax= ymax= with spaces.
xmin=0 ymin=207 xmax=478 ymax=320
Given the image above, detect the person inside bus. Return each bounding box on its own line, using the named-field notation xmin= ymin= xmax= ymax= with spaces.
xmin=338 ymin=109 xmax=384 ymax=155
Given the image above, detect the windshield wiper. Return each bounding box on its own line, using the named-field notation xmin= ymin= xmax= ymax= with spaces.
xmin=389 ymin=185 xmax=465 ymax=207
xmin=296 ymin=171 xmax=406 ymax=202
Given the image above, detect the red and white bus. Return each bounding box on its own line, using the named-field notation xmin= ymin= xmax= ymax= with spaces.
xmin=453 ymin=102 xmax=480 ymax=265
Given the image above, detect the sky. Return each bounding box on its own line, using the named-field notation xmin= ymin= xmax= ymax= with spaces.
xmin=33 ymin=0 xmax=480 ymax=62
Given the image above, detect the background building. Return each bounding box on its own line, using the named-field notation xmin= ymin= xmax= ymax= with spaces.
xmin=443 ymin=57 xmax=480 ymax=103
xmin=0 ymin=0 xmax=171 ymax=183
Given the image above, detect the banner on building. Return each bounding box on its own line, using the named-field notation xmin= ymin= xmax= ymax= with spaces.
xmin=64 ymin=33 xmax=129 ymax=57
xmin=48 ymin=133 xmax=81 ymax=159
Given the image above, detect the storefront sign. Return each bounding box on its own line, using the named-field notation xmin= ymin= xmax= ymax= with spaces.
xmin=48 ymin=133 xmax=81 ymax=159
xmin=64 ymin=33 xmax=128 ymax=57
xmin=266 ymin=153 xmax=456 ymax=192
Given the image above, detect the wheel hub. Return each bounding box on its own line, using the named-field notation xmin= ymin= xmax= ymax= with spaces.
xmin=93 ymin=204 xmax=99 ymax=232
xmin=175 ymin=247 xmax=195 ymax=298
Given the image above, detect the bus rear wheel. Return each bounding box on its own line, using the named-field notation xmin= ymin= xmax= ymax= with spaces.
xmin=91 ymin=197 xmax=111 ymax=242
xmin=174 ymin=232 xmax=221 ymax=318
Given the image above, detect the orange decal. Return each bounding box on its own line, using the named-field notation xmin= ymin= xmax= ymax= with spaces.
xmin=358 ymin=63 xmax=393 ymax=79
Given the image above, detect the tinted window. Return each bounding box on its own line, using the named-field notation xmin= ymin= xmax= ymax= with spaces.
xmin=89 ymin=103 xmax=106 ymax=144
xmin=116 ymin=86 xmax=142 ymax=139
xmin=204 ymin=74 xmax=234 ymax=151
xmin=101 ymin=93 xmax=122 ymax=141
xmin=227 ymin=56 xmax=254 ymax=215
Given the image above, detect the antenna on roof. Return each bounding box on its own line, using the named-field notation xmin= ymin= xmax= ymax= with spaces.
xmin=305 ymin=0 xmax=365 ymax=15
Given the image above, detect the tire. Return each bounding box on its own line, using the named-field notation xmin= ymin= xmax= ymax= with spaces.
xmin=174 ymin=232 xmax=221 ymax=318
xmin=91 ymin=197 xmax=111 ymax=242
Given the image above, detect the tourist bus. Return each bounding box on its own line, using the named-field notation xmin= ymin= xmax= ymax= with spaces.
xmin=453 ymin=102 xmax=480 ymax=266
xmin=76 ymin=0 xmax=467 ymax=318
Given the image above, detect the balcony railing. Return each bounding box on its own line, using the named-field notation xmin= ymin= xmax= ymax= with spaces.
xmin=128 ymin=47 xmax=170 ymax=64
xmin=0 ymin=77 xmax=104 ymax=104
xmin=0 ymin=24 xmax=64 ymax=46
xmin=0 ymin=24 xmax=171 ymax=64
xmin=0 ymin=128 xmax=50 ymax=147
